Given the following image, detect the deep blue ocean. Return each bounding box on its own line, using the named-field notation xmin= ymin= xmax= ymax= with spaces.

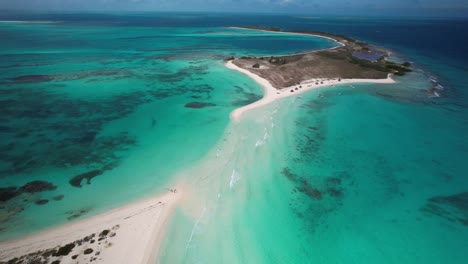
xmin=1 ymin=12 xmax=467 ymax=263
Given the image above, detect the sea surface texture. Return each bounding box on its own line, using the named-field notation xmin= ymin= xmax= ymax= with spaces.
xmin=1 ymin=13 xmax=468 ymax=264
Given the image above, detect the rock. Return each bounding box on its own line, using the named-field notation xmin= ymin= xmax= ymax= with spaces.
xmin=252 ymin=63 xmax=260 ymax=68
xmin=84 ymin=248 xmax=94 ymax=255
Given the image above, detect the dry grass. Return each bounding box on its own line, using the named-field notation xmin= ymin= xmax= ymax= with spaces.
xmin=232 ymin=50 xmax=389 ymax=89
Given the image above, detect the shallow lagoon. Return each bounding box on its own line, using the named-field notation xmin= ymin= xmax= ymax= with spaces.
xmin=1 ymin=13 xmax=467 ymax=264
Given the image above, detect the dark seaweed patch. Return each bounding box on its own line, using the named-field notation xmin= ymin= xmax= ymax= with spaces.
xmin=231 ymin=92 xmax=261 ymax=106
xmin=69 ymin=170 xmax=103 ymax=188
xmin=421 ymin=192 xmax=468 ymax=226
xmin=19 ymin=180 xmax=57 ymax=193
xmin=147 ymin=84 xmax=213 ymax=100
xmin=155 ymin=65 xmax=208 ymax=82
xmin=5 ymin=69 xmax=133 ymax=85
xmin=1 ymin=180 xmax=56 ymax=202
xmin=326 ymin=188 xmax=342 ymax=197
xmin=10 ymin=74 xmax=54 ymax=83
xmin=78 ymin=131 xmax=97 ymax=144
xmin=0 ymin=86 xmax=142 ymax=177
xmin=230 ymin=85 xmax=262 ymax=107
xmin=0 ymin=187 xmax=19 ymax=202
xmin=297 ymin=185 xmax=322 ymax=200
xmin=281 ymin=167 xmax=296 ymax=181
xmin=281 ymin=166 xmax=346 ymax=231
xmin=66 ymin=208 xmax=91 ymax=221
xmin=184 ymin=102 xmax=216 ymax=109
xmin=35 ymin=199 xmax=49 ymax=205
xmin=69 ymin=163 xmax=118 ymax=188
xmin=52 ymin=194 xmax=64 ymax=201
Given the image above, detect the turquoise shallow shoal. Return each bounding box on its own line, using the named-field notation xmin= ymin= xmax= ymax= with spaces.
xmin=0 ymin=14 xmax=467 ymax=264
xmin=0 ymin=20 xmax=337 ymax=239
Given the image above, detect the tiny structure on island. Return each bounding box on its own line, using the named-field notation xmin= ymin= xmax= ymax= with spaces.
xmin=227 ymin=26 xmax=411 ymax=89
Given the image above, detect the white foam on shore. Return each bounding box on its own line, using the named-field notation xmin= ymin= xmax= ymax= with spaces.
xmin=226 ymin=61 xmax=395 ymax=122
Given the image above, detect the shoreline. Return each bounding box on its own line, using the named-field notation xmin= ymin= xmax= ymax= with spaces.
xmin=0 ymin=187 xmax=182 ymax=263
xmin=226 ymin=60 xmax=395 ymax=122
xmin=229 ymin=26 xmax=346 ymax=57
xmin=0 ymin=27 xmax=396 ymax=263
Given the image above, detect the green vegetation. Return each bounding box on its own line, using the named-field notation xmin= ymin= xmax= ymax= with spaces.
xmin=318 ymin=49 xmax=412 ymax=76
xmin=52 ymin=243 xmax=76 ymax=256
xmin=235 ymin=26 xmax=413 ymax=77
xmin=99 ymin=229 xmax=110 ymax=237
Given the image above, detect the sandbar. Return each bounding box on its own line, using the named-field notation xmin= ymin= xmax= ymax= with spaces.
xmin=0 ymin=187 xmax=182 ymax=264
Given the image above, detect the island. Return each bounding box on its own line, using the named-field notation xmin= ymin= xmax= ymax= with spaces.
xmin=0 ymin=27 xmax=410 ymax=264
xmin=226 ymin=26 xmax=410 ymax=121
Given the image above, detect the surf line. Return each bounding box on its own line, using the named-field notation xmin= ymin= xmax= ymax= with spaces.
xmin=229 ymin=169 xmax=241 ymax=189
xmin=185 ymin=207 xmax=207 ymax=252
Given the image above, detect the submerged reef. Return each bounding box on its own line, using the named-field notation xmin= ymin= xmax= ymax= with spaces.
xmin=66 ymin=208 xmax=92 ymax=221
xmin=184 ymin=102 xmax=216 ymax=108
xmin=0 ymin=86 xmax=143 ymax=177
xmin=230 ymin=85 xmax=262 ymax=106
xmin=281 ymin=166 xmax=347 ymax=232
xmin=6 ymin=69 xmax=133 ymax=85
xmin=69 ymin=163 xmax=119 ymax=188
xmin=421 ymin=192 xmax=468 ymax=226
xmin=19 ymin=180 xmax=57 ymax=193
xmin=0 ymin=180 xmax=57 ymax=202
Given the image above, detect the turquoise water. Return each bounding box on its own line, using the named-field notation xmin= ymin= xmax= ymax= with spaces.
xmin=0 ymin=20 xmax=336 ymax=239
xmin=1 ymin=13 xmax=468 ymax=264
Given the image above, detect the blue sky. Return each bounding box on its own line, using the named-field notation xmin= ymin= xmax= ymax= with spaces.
xmin=1 ymin=0 xmax=467 ymax=17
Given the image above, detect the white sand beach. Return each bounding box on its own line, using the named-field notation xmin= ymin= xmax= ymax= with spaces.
xmin=0 ymin=187 xmax=182 ymax=263
xmin=0 ymin=52 xmax=394 ymax=264
xmin=226 ymin=60 xmax=395 ymax=122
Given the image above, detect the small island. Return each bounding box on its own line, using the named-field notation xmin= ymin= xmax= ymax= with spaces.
xmin=227 ymin=26 xmax=411 ymax=89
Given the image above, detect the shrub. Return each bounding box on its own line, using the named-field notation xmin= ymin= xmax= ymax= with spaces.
xmin=52 ymin=243 xmax=75 ymax=256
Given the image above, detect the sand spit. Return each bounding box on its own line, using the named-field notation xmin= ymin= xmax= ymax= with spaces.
xmin=0 ymin=188 xmax=181 ymax=264
xmin=226 ymin=60 xmax=395 ymax=122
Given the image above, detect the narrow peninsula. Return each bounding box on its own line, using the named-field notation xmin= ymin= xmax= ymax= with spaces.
xmin=227 ymin=26 xmax=410 ymax=121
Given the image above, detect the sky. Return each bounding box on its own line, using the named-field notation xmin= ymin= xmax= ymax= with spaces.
xmin=0 ymin=0 xmax=467 ymax=17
